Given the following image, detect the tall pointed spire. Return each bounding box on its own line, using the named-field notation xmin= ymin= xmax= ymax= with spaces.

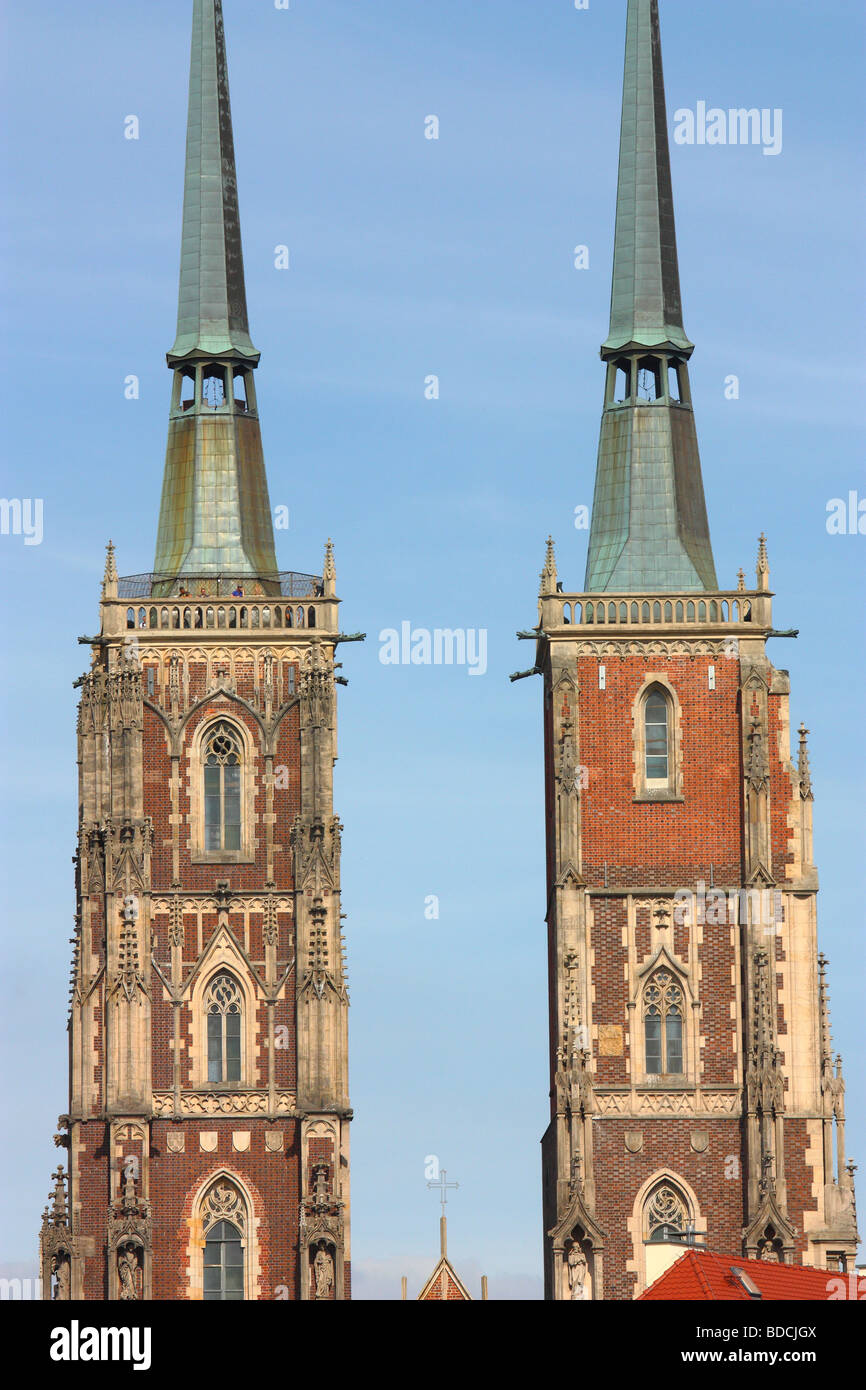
xmin=585 ymin=0 xmax=717 ymax=594
xmin=168 ymin=0 xmax=257 ymax=364
xmin=153 ymin=0 xmax=278 ymax=586
xmin=603 ymin=0 xmax=691 ymax=355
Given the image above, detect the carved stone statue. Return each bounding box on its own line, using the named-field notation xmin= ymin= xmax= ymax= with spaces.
xmin=313 ymin=1243 xmax=334 ymax=1300
xmin=52 ymin=1254 xmax=70 ymax=1301
xmin=567 ymin=1243 xmax=589 ymax=1301
xmin=118 ymin=1244 xmax=140 ymax=1300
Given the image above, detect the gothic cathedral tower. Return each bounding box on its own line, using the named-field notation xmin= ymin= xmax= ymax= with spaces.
xmin=39 ymin=1 xmax=352 ymax=1301
xmin=534 ymin=0 xmax=858 ymax=1299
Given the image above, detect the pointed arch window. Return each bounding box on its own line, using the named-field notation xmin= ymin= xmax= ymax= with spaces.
xmin=644 ymin=686 xmax=670 ymax=783
xmin=202 ymin=1182 xmax=247 ymax=1301
xmin=206 ymin=973 xmax=242 ymax=1083
xmin=644 ymin=970 xmax=683 ymax=1075
xmin=204 ymin=722 xmax=242 ymax=852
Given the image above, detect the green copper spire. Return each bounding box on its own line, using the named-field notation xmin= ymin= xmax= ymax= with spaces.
xmin=585 ymin=0 xmax=717 ymax=593
xmin=169 ymin=0 xmax=257 ymax=364
xmin=603 ymin=0 xmax=691 ymax=355
xmin=153 ymin=0 xmax=278 ymax=583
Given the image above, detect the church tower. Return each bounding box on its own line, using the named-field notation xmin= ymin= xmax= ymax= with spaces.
xmin=531 ymin=0 xmax=858 ymax=1299
xmin=39 ymin=0 xmax=353 ymax=1301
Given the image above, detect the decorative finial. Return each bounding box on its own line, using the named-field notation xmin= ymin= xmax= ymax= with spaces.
xmin=737 ymin=567 xmax=746 ymax=593
xmin=102 ymin=540 xmax=118 ymax=600
xmin=540 ymin=535 xmax=558 ymax=597
xmin=323 ymin=538 xmax=336 ymax=597
xmin=51 ymin=1167 xmax=68 ymax=1224
xmin=756 ymin=534 xmax=769 ymax=591
xmin=798 ymin=723 xmax=813 ymax=799
xmin=818 ymin=953 xmax=833 ymax=1064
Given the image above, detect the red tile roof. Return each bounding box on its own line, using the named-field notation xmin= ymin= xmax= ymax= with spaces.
xmin=638 ymin=1250 xmax=841 ymax=1301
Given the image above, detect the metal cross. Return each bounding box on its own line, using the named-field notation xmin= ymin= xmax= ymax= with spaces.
xmin=427 ymin=1168 xmax=459 ymax=1216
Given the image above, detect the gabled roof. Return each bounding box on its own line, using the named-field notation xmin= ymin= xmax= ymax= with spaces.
xmin=417 ymin=1255 xmax=473 ymax=1302
xmin=639 ymin=1250 xmax=838 ymax=1302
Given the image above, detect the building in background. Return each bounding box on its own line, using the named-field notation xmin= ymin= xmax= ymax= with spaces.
xmin=528 ymin=0 xmax=859 ymax=1299
xmin=39 ymin=0 xmax=354 ymax=1301
xmin=638 ymin=1249 xmax=860 ymax=1302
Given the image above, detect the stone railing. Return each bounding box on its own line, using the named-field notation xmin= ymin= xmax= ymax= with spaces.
xmin=117 ymin=597 xmax=332 ymax=635
xmin=540 ymin=588 xmax=773 ymax=632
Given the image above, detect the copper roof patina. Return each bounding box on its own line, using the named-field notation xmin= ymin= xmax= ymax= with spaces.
xmin=584 ymin=0 xmax=717 ymax=594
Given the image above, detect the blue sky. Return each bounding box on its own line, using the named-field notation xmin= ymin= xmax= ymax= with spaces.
xmin=0 ymin=0 xmax=863 ymax=1299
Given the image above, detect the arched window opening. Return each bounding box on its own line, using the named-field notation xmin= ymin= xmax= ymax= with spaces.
xmin=202 ymin=1183 xmax=247 ymax=1301
xmin=232 ymin=369 xmax=248 ymax=412
xmin=645 ymin=1183 xmax=688 ymax=1243
xmin=206 ymin=972 xmax=242 ymax=1083
xmin=202 ymin=364 xmax=227 ymax=410
xmin=179 ymin=366 xmax=196 ymax=412
xmin=667 ymin=363 xmax=682 ymax=402
xmin=644 ymin=686 xmax=670 ymax=783
xmin=613 ymin=359 xmax=631 ymax=404
xmin=644 ymin=971 xmax=684 ymax=1075
xmin=308 ymin=606 xmax=316 ymax=629
xmin=637 ymin=357 xmax=662 ymax=401
xmin=204 ymin=723 xmax=242 ymax=853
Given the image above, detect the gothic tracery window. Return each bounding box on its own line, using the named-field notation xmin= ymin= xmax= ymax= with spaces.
xmin=202 ymin=1182 xmax=246 ymax=1301
xmin=645 ymin=1183 xmax=688 ymax=1243
xmin=206 ymin=973 xmax=242 ymax=1084
xmin=203 ymin=722 xmax=242 ymax=853
xmin=644 ymin=970 xmax=684 ymax=1075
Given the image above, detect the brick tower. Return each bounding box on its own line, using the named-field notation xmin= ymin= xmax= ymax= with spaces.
xmin=529 ymin=0 xmax=858 ymax=1300
xmin=39 ymin=0 xmax=353 ymax=1302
